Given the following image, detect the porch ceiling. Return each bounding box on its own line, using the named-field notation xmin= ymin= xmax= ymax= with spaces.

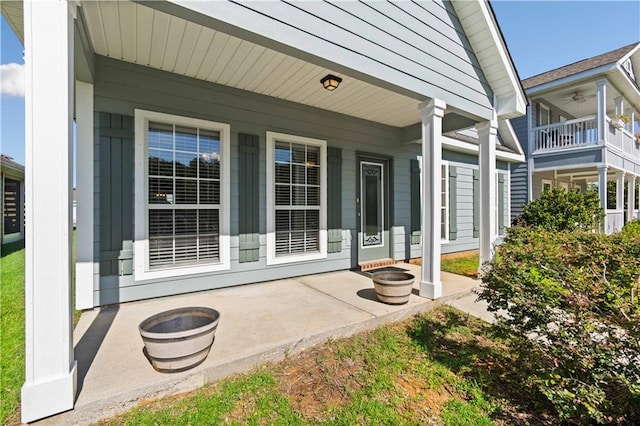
xmin=81 ymin=1 xmax=423 ymax=128
xmin=532 ymin=76 xmax=640 ymax=120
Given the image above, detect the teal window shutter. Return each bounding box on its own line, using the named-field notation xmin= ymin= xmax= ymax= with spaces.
xmin=449 ymin=166 xmax=457 ymax=240
xmin=498 ymin=173 xmax=505 ymax=235
xmin=473 ymin=169 xmax=480 ymax=238
xmin=98 ymin=112 xmax=134 ymax=276
xmin=410 ymin=159 xmax=421 ymax=245
xmin=238 ymin=133 xmax=260 ymax=262
xmin=327 ymin=147 xmax=342 ymax=253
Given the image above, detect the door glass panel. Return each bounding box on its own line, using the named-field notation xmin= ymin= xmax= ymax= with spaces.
xmin=362 ymin=162 xmax=383 ymax=247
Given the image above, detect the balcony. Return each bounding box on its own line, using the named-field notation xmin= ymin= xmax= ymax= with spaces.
xmin=531 ymin=115 xmax=638 ymax=157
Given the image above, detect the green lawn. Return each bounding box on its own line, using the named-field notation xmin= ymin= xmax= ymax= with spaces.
xmin=441 ymin=254 xmax=479 ymax=278
xmin=100 ymin=306 xmax=554 ymax=425
xmin=1 ymin=234 xmax=77 ymax=425
xmin=1 ymin=240 xmax=26 ymax=425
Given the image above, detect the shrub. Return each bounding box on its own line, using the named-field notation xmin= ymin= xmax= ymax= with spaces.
xmin=478 ymin=226 xmax=640 ymax=423
xmin=622 ymin=219 xmax=640 ymax=237
xmin=513 ymin=188 xmax=604 ymax=231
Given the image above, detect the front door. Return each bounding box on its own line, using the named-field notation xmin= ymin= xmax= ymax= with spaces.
xmin=357 ymin=156 xmax=391 ymax=263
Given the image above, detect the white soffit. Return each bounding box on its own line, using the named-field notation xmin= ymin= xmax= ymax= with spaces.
xmin=452 ymin=0 xmax=526 ymax=119
xmin=81 ymin=1 xmax=422 ymax=127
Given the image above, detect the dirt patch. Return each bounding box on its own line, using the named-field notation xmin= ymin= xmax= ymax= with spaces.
xmin=277 ymin=344 xmax=364 ymax=418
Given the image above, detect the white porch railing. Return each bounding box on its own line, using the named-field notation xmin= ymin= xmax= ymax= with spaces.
xmin=607 ymin=119 xmax=637 ymax=157
xmin=531 ymin=115 xmax=598 ymax=152
xmin=605 ymin=209 xmax=624 ymax=234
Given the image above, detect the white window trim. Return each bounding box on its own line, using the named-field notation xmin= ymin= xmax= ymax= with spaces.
xmin=541 ymin=178 xmax=553 ymax=194
xmin=539 ymin=103 xmax=550 ymax=126
xmin=134 ymin=109 xmax=231 ymax=281
xmin=266 ymin=131 xmax=327 ymax=265
xmin=441 ymin=161 xmax=449 ymax=243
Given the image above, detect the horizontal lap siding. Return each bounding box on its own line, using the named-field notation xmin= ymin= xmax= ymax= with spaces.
xmin=94 ymin=57 xmax=420 ymax=304
xmin=510 ymin=116 xmax=529 ymax=219
xmin=165 ymin=0 xmax=493 ymax=120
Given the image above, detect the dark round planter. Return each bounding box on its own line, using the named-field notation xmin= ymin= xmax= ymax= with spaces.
xmin=371 ymin=272 xmax=415 ymax=305
xmin=139 ymin=307 xmax=220 ymax=373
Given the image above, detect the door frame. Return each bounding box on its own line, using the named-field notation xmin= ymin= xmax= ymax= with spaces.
xmin=356 ymin=152 xmax=393 ymax=263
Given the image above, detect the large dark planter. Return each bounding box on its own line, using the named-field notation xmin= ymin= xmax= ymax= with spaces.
xmin=139 ymin=307 xmax=220 ymax=373
xmin=372 ymin=272 xmax=415 ymax=305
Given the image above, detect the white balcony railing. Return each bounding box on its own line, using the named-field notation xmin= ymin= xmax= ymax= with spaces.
xmin=605 ymin=209 xmax=624 ymax=234
xmin=531 ymin=115 xmax=598 ymax=153
xmin=532 ymin=115 xmax=639 ymax=158
xmin=607 ymin=119 xmax=637 ymax=156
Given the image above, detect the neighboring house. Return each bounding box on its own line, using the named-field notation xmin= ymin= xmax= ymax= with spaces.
xmin=1 ymin=0 xmax=526 ymax=422
xmin=511 ymin=42 xmax=640 ymax=233
xmin=1 ymin=154 xmax=25 ymax=245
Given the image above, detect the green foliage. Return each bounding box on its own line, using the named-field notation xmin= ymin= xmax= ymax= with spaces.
xmin=1 ymin=241 xmax=25 ymax=425
xmin=622 ymin=219 xmax=640 ymax=237
xmin=514 ymin=188 xmax=604 ymax=231
xmin=478 ymin=227 xmax=640 ymax=423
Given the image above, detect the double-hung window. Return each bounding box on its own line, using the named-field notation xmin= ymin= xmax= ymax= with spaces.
xmin=134 ymin=110 xmax=230 ymax=280
xmin=266 ymin=132 xmax=327 ymax=265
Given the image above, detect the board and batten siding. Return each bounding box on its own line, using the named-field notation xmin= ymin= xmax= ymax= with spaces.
xmin=152 ymin=0 xmax=494 ymax=121
xmin=93 ymin=56 xmax=422 ymax=305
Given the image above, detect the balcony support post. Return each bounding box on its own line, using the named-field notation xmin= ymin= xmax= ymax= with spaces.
xmin=627 ymin=175 xmax=636 ymax=222
xmin=596 ymin=80 xmax=607 ymax=142
xmin=598 ymin=165 xmax=608 ymax=232
xmin=617 ymin=171 xmax=626 ymax=212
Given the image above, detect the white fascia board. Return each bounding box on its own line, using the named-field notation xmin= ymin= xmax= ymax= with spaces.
xmin=455 ymin=0 xmax=526 ymax=117
xmin=525 ymin=64 xmax=617 ymax=96
xmin=497 ymin=118 xmax=524 ymax=156
xmin=440 ymin=136 xmax=524 ymax=163
xmin=614 ymin=64 xmax=640 ymax=109
xmin=619 ymin=43 xmax=640 ymax=63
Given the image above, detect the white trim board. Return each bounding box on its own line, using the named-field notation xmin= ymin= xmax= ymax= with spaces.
xmin=133 ymin=109 xmax=231 ymax=282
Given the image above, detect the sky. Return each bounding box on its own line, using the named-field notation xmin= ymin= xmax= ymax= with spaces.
xmin=1 ymin=1 xmax=640 ymax=167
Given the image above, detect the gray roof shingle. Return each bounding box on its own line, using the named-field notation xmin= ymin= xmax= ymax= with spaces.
xmin=522 ymin=43 xmax=638 ymax=90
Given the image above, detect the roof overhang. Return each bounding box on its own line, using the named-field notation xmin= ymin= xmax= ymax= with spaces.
xmin=4 ymin=0 xmax=528 ymax=129
xmin=526 ymin=63 xmax=640 ymax=114
xmin=451 ymin=0 xmax=527 ymax=120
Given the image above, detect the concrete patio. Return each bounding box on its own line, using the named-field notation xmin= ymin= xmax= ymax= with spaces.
xmin=41 ymin=263 xmax=479 ymax=425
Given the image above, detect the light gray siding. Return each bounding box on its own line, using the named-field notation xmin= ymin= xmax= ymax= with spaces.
xmin=150 ymin=0 xmax=494 ymax=120
xmin=93 ymin=56 xmax=423 ymax=304
xmin=510 ymin=115 xmax=529 ymax=218
xmin=533 ymin=149 xmax=603 ymax=170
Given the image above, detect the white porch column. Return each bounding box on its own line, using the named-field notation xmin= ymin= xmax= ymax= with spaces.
xmin=75 ymin=81 xmax=95 ymax=309
xmin=477 ymin=119 xmax=498 ymax=268
xmin=627 ymin=175 xmax=636 ymax=223
xmin=617 ymin=171 xmax=626 ymax=211
xmin=598 ymin=165 xmax=608 ymax=232
xmin=22 ymin=1 xmax=77 ymax=423
xmin=418 ymin=98 xmax=446 ymax=299
xmin=596 ymin=79 xmax=607 ymax=142
xmin=526 ymin=104 xmax=534 ymax=202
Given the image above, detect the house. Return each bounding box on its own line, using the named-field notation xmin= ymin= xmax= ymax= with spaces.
xmin=510 ymin=42 xmax=640 ymax=232
xmin=1 ymin=154 xmax=25 ymax=245
xmin=1 ymin=0 xmax=526 ymax=422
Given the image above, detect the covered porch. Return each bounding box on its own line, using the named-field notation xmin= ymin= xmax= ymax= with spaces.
xmin=3 ymin=0 xmax=526 ymax=422
xmin=531 ymin=165 xmax=639 ymax=233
